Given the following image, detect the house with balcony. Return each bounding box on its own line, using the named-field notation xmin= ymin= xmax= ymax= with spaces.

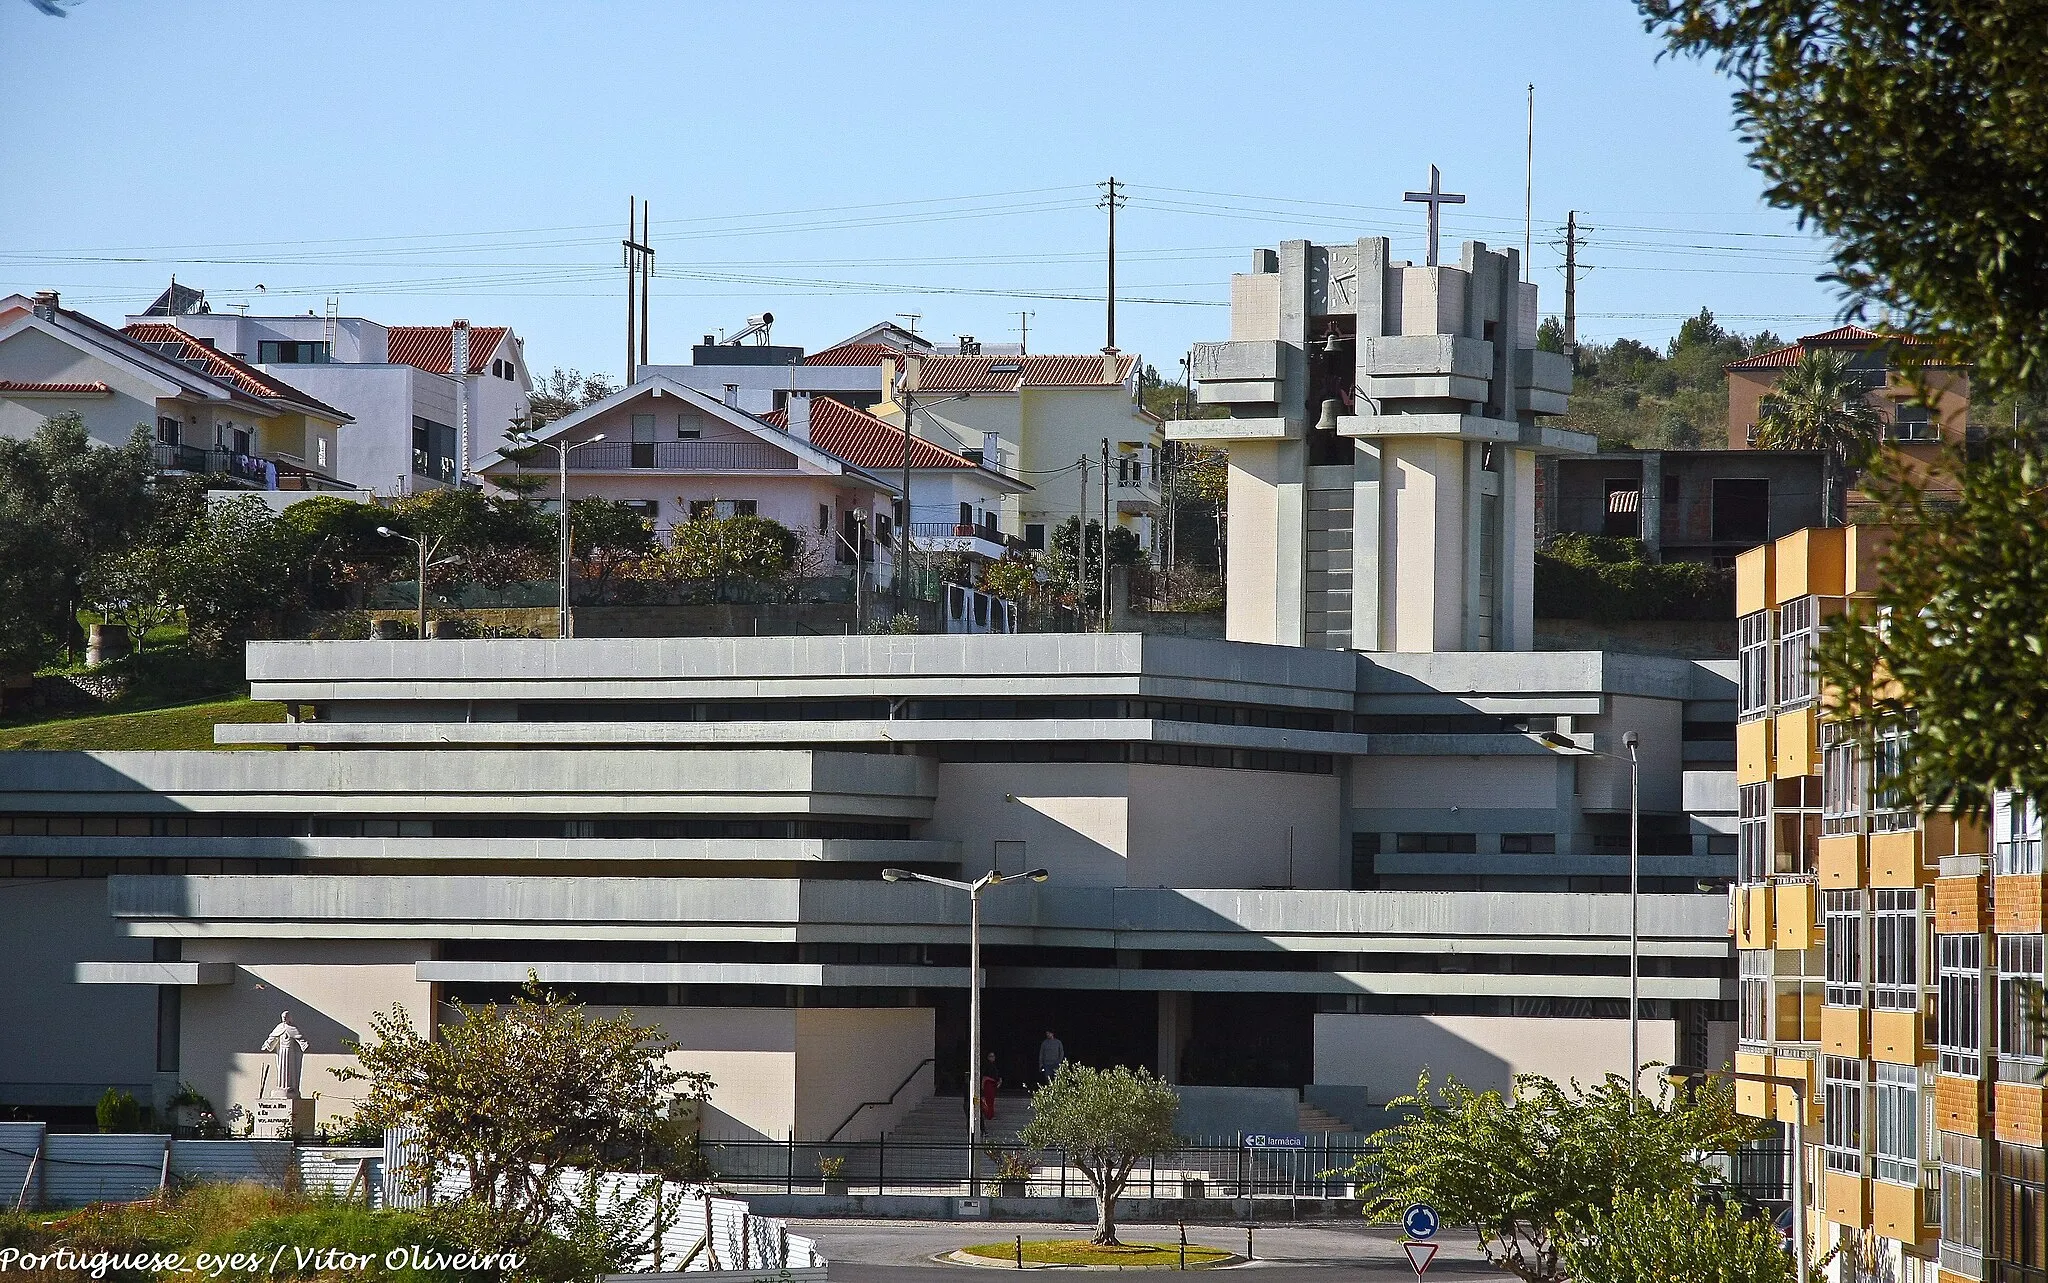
xmin=475 ymin=376 xmax=906 ymax=582
xmin=0 ymin=291 xmax=354 ymax=492
xmin=128 ymin=286 xmax=531 ymax=496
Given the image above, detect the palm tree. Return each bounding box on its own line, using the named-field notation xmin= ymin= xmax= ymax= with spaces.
xmin=1751 ymin=348 xmax=1885 ymax=467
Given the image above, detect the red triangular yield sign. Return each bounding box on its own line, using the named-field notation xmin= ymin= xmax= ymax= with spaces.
xmin=1402 ymin=1241 xmax=1439 ymax=1277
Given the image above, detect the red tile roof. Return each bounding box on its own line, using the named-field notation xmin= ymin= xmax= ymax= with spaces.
xmin=386 ymin=325 xmax=510 ymax=375
xmin=1726 ymin=324 xmax=1932 ymax=371
xmin=762 ymin=397 xmax=979 ymax=470
xmin=120 ymin=323 xmax=348 ymax=417
xmin=912 ymin=353 xmax=1136 ymax=393
xmin=803 ymin=342 xmax=899 ymax=367
xmin=0 ymin=379 xmax=112 ymax=394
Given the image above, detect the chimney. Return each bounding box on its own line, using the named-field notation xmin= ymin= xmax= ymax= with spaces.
xmin=787 ymin=392 xmax=812 ymax=441
xmin=723 ymin=384 xmax=740 ymax=407
xmin=451 ymin=320 xmax=471 ymax=481
xmin=1102 ymin=350 xmax=1119 ymax=384
xmin=31 ymin=290 xmax=58 ymax=317
xmin=982 ymin=431 xmax=1001 ymax=467
xmin=198 ymin=337 xmax=217 ymax=349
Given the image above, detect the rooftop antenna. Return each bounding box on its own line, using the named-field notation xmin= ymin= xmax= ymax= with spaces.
xmin=1016 ymin=310 xmax=1034 ymax=354
xmin=896 ymin=313 xmax=921 ymax=335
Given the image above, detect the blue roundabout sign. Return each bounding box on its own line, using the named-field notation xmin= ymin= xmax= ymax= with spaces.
xmin=1403 ymin=1202 xmax=1441 ymax=1240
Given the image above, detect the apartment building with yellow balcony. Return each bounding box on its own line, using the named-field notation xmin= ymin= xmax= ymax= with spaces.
xmin=1732 ymin=523 xmax=2048 ymax=1283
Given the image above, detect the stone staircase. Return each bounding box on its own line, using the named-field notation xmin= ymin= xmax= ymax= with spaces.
xmin=1296 ymin=1101 xmax=1353 ymax=1134
xmin=882 ymin=1093 xmax=1033 ymax=1146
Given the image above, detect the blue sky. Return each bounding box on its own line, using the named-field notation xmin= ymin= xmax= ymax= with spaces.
xmin=0 ymin=0 xmax=1845 ymax=378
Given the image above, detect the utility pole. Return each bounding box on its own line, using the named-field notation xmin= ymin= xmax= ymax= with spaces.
xmin=1098 ymin=177 xmax=1126 ymax=351
xmin=639 ymin=199 xmax=652 ymax=371
xmin=1524 ymin=85 xmax=1535 ymax=282
xmin=1016 ymin=310 xmax=1033 ymax=354
xmin=1562 ymin=211 xmax=1586 ymax=362
xmin=624 ymin=196 xmax=636 ymax=383
xmin=1074 ymin=458 xmax=1088 ymax=632
xmin=1100 ymin=438 xmax=1112 ymax=631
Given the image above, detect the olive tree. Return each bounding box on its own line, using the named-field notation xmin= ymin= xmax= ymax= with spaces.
xmin=1017 ymin=1063 xmax=1179 ymax=1245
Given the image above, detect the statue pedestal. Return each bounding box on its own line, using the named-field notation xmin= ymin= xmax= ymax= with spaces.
xmin=253 ymin=1097 xmax=315 ymax=1139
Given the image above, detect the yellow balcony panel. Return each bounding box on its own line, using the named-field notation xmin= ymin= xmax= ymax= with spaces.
xmin=1735 ymin=886 xmax=1775 ymax=949
xmin=1870 ymin=1008 xmax=1925 ymax=1065
xmin=1872 ymin=1176 xmax=1935 ymax=1246
xmin=1824 ymin=1170 xmax=1870 ymax=1227
xmin=1819 ymin=834 xmax=1867 ymax=889
xmin=1935 ymin=1074 xmax=1984 ymax=1136
xmin=1822 ymin=1005 xmax=1866 ymax=1057
xmin=1775 ymin=704 xmax=1819 ymax=778
xmin=1869 ymin=828 xmax=1924 ymax=888
xmin=1996 ymin=875 xmax=2047 ymax=935
xmin=1773 ymin=1055 xmax=1819 ymax=1124
xmin=1778 ymin=527 xmax=1847 ymax=604
xmin=1844 ymin=523 xmax=1890 ymax=597
xmin=1738 ymin=718 xmax=1773 ymax=785
xmin=1735 ymin=1051 xmax=1773 ymax=1120
xmin=1774 ymin=882 xmax=1818 ymax=949
xmin=1737 ymin=544 xmax=1774 ymax=617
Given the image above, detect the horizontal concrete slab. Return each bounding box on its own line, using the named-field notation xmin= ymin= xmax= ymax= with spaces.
xmin=74 ymin=961 xmax=235 ymax=985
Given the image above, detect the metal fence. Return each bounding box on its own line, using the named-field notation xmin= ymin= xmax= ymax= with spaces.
xmin=699 ymin=1134 xmax=1375 ymax=1199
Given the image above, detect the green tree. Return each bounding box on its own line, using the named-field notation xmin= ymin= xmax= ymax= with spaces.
xmin=569 ymin=497 xmax=656 ymax=603
xmin=1017 ymin=1062 xmax=1179 ymax=1246
xmin=1815 ymin=433 xmax=2048 ymax=814
xmin=1343 ymin=1071 xmax=1764 ymax=1283
xmin=1642 ymin=0 xmax=2048 ymax=404
xmin=1536 ymin=316 xmax=1567 ymax=354
xmin=160 ymin=495 xmax=294 ymax=654
xmin=389 ymin=487 xmax=553 ymax=591
xmin=1752 ymin=349 xmax=1884 ymax=467
xmin=1557 ymin=1189 xmax=1800 ymax=1283
xmin=334 ymin=978 xmax=711 ymax=1233
xmin=0 ymin=414 xmax=156 ymax=664
xmin=273 ymin=495 xmax=410 ymax=609
xmin=1048 ymin=517 xmax=1141 ymax=603
xmin=95 ymin=1087 xmax=142 ymax=1133
xmin=663 ymin=513 xmax=801 ymax=601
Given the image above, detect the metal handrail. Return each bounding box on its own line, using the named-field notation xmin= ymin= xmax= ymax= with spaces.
xmin=823 ymin=1056 xmax=935 ymax=1143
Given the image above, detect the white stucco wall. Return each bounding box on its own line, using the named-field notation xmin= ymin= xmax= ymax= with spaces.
xmin=792 ymin=1007 xmax=935 ymax=1141
xmin=1126 ymin=763 xmax=1341 ymax=889
xmin=0 ymin=326 xmax=164 ymax=447
xmin=1314 ymin=1012 xmax=1680 ymax=1099
xmin=927 ymin=762 xmax=1131 ymax=886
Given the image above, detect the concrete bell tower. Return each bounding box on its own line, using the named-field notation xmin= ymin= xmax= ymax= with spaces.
xmin=1171 ymin=237 xmax=1591 ymax=652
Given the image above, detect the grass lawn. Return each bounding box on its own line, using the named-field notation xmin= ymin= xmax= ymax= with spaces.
xmin=0 ymin=697 xmax=283 ymax=751
xmin=961 ymin=1240 xmax=1233 ymax=1268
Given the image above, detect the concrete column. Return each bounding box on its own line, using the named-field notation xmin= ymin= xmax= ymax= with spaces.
xmin=1506 ymin=449 xmax=1537 ymax=651
xmin=1350 ymin=442 xmax=1383 ymax=650
xmin=1639 ymin=452 xmax=1664 ymax=562
xmin=1462 ymin=442 xmax=1487 ymax=650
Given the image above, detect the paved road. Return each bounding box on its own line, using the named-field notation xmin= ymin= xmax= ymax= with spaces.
xmin=788 ymin=1217 xmax=1498 ymax=1282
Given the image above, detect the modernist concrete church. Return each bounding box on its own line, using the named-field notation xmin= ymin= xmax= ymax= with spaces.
xmin=1 ymin=228 xmax=1740 ymax=1147
xmin=1177 ymin=236 xmax=1583 ymax=653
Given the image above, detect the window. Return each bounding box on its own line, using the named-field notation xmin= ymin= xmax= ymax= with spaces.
xmin=1350 ymin=832 xmax=1381 ymax=890
xmin=1025 ymin=523 xmax=1046 ymax=551
xmin=1873 ymin=888 xmax=1920 ymax=1010
xmin=818 ymin=504 xmax=831 ymax=533
xmin=1997 ymin=1143 xmax=2048 ymax=1283
xmin=1823 ymin=729 xmax=1864 ymax=836
xmin=873 ymin=513 xmax=893 ymax=546
xmin=1938 ymin=934 xmax=1983 ymax=1078
xmin=1870 ymin=722 xmax=1914 ymax=833
xmin=155 ymin=415 xmax=181 ymax=446
xmin=1943 ymin=1133 xmax=1987 ymax=1279
xmin=257 ymin=340 xmax=329 ymax=364
xmin=1739 ymin=782 xmax=1770 ymax=884
xmin=1740 ymin=949 xmax=1771 ymax=1044
xmin=1999 ymin=793 xmax=2045 ymax=876
xmin=619 ymin=500 xmax=657 ymax=525
xmin=1776 ymin=595 xmax=1818 ymax=707
xmin=1499 ymin=833 xmax=1557 ymax=854
xmin=1890 ymin=402 xmax=1938 ymax=442
xmin=1738 ymin=611 xmax=1772 ymax=719
xmin=1872 ymin=1061 xmax=1920 ymax=1185
xmin=1602 ymin=479 xmax=1643 ymax=539
xmin=412 ymin=415 xmax=456 ymax=482
xmin=688 ymin=499 xmax=756 ymax=520
xmin=316 ymin=436 xmax=328 ymax=469
xmin=2002 ymin=935 xmax=2046 ymax=1079
xmin=1823 ymin=1054 xmax=1863 ymax=1174
xmin=1710 ymin=477 xmax=1770 ymax=545
xmin=631 ymin=414 xmax=657 ymax=468
xmin=1825 ymin=890 xmax=1864 ymax=1006
xmin=155 ymin=987 xmax=180 ymax=1073
xmin=1395 ymin=833 xmax=1478 ymax=854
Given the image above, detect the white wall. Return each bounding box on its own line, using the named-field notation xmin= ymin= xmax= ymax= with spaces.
xmin=1314 ymin=1012 xmax=1679 ymax=1099
xmin=927 ymin=762 xmax=1131 ymax=886
xmin=0 ymin=879 xmax=156 ymax=1106
xmin=793 ymin=1008 xmax=934 ymax=1141
xmin=270 ymin=363 xmax=457 ymax=496
xmin=1126 ymin=763 xmax=1340 ymax=888
xmin=0 ymin=326 xmax=162 ymax=447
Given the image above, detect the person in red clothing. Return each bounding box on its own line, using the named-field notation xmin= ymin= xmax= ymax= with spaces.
xmin=979 ymin=1051 xmax=1000 ymax=1121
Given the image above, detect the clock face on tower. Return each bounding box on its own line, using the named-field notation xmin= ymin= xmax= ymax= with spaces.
xmin=1331 ymin=273 xmax=1356 ymax=309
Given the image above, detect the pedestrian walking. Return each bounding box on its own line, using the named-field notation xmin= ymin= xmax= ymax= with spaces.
xmin=980 ymin=1051 xmax=1001 ymax=1121
xmin=1036 ymin=1029 xmax=1066 ymax=1085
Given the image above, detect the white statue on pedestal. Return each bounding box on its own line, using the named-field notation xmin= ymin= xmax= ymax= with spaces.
xmin=261 ymin=1011 xmax=309 ymax=1099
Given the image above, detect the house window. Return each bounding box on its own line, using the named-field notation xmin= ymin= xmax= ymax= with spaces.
xmin=2000 ymin=934 xmax=2045 ymax=1080
xmin=1872 ymin=1061 xmax=1919 ymax=1186
xmin=1943 ymin=1133 xmax=1987 ymax=1279
xmin=257 ymin=340 xmax=329 ymax=364
xmin=1025 ymin=523 xmax=1046 ymax=551
xmin=1738 ymin=949 xmax=1769 ymax=1044
xmin=1939 ymin=933 xmax=1983 ymax=1078
xmin=1999 ymin=794 xmax=2045 ymax=876
xmin=1872 ymin=888 xmax=1919 ymax=1011
xmin=1395 ymin=833 xmax=1478 ymax=854
xmin=960 ymin=501 xmax=974 ymax=529
xmin=1602 ymin=479 xmax=1642 ymax=539
xmin=631 ymin=415 xmax=657 ymax=468
xmin=412 ymin=416 xmax=457 ymax=482
xmin=1738 ymin=611 xmax=1772 ymax=719
xmin=1869 ymin=722 xmax=1914 ymax=833
xmin=1739 ymin=782 xmax=1769 ymax=885
xmin=1823 ymin=1054 xmax=1863 ymax=1175
xmin=1823 ymin=730 xmax=1864 ymax=837
xmin=688 ymin=499 xmax=756 ymax=521
xmin=1710 ymin=477 xmax=1770 ymax=546
xmin=1776 ymin=595 xmax=1817 ymax=707
xmin=620 ymin=500 xmax=658 ymax=525
xmin=1350 ymin=832 xmax=1381 ymax=889
xmin=1996 ymin=1142 xmax=2048 ymax=1282
xmin=155 ymin=987 xmax=180 ymax=1073
xmin=155 ymin=416 xmax=181 ymax=446
xmin=818 ymin=504 xmax=830 ymax=533
xmin=1499 ymin=833 xmax=1556 ymax=854
xmin=316 ymin=436 xmax=328 ymax=469
xmin=1890 ymin=401 xmax=1938 ymax=442
xmin=1824 ymin=889 xmax=1863 ymax=1007
xmin=874 ymin=513 xmax=893 ymax=546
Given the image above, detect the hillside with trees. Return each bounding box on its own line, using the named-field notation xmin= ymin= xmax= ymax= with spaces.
xmin=1540 ymin=308 xmax=1786 ymax=451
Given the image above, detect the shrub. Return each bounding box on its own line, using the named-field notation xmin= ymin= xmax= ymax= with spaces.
xmin=95 ymin=1088 xmax=141 ymax=1134
xmin=1535 ymin=533 xmax=1734 ymax=622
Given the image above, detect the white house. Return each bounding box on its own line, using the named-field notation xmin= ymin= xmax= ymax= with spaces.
xmin=0 ymin=291 xmax=353 ymax=492
xmin=127 ymin=287 xmax=531 ymax=496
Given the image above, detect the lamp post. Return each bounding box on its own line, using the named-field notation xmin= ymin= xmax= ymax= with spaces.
xmin=1540 ymin=729 xmax=1641 ymax=1107
xmin=836 ymin=511 xmax=868 ymax=631
xmin=881 ymin=865 xmax=1050 ymax=1196
xmin=506 ymin=431 xmax=606 ymax=638
xmin=376 ymin=526 xmax=445 ymax=638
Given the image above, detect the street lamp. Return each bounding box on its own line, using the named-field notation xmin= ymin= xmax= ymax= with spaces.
xmin=506 ymin=431 xmax=606 ymax=638
xmin=376 ymin=526 xmax=445 ymax=639
xmin=881 ymin=865 xmax=1050 ymax=1196
xmin=1539 ymin=728 xmax=1641 ymax=1108
xmin=835 ymin=510 xmax=869 ymax=631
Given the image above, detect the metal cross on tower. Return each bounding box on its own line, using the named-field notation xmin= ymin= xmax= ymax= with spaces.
xmin=1403 ymin=165 xmax=1466 ymax=268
